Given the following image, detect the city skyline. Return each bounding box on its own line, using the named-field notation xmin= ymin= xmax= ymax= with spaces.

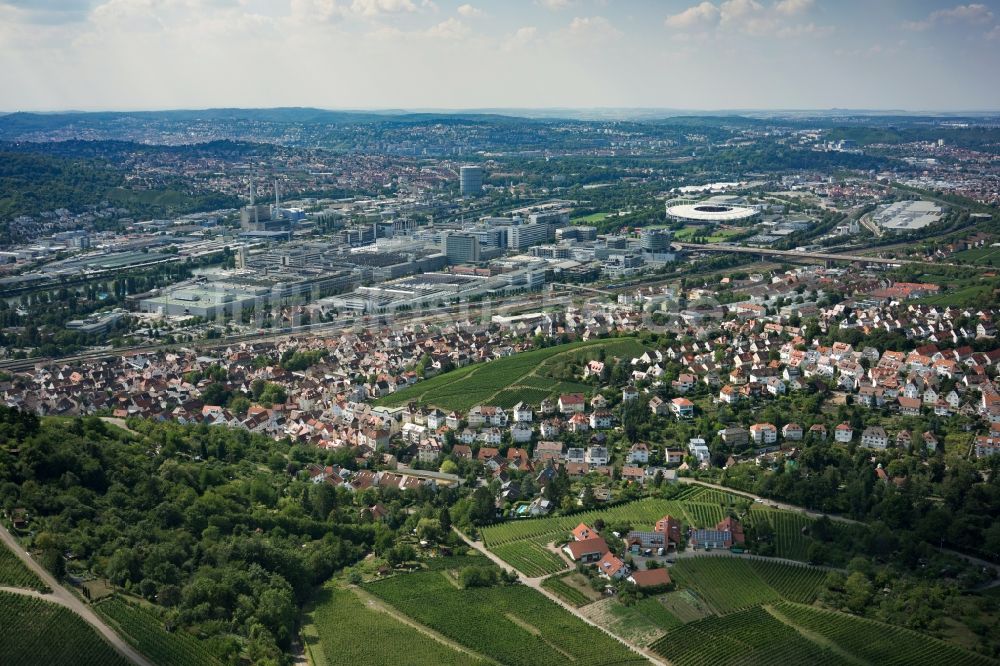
xmin=1 ymin=0 xmax=999 ymax=112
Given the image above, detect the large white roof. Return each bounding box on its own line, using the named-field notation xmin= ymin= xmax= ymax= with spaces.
xmin=666 ymin=203 xmax=758 ymax=223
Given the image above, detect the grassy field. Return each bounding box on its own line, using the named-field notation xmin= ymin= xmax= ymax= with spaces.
xmin=375 ymin=337 xmax=647 ymax=411
xmin=96 ymin=598 xmax=223 ymax=666
xmin=950 ymin=245 xmax=1000 ymax=266
xmin=572 ymin=212 xmax=611 ymax=223
xmin=0 ymin=541 xmax=47 ymax=591
xmin=302 ymin=583 xmax=484 ymax=666
xmin=366 ymin=568 xmax=647 ymax=666
xmin=0 ymin=590 xmax=130 ymax=666
xmin=541 ymin=571 xmax=601 ymax=607
xmin=580 ymin=596 xmax=684 ymax=647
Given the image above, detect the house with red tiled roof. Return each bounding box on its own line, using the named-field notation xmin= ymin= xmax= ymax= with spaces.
xmin=563 ymin=536 xmax=609 ymax=563
xmin=597 ymin=552 xmax=628 ymax=580
xmin=627 ymin=567 xmax=672 ymax=589
xmin=572 ymin=523 xmax=595 ymax=541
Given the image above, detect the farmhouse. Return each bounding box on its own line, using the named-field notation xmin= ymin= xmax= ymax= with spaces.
xmin=563 ymin=536 xmax=610 ymax=563
xmin=689 ymin=517 xmax=745 ymax=551
xmin=597 ymin=552 xmax=628 ymax=580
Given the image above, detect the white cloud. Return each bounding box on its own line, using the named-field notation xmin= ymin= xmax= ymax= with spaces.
xmin=425 ymin=16 xmax=467 ymax=38
xmin=666 ymin=0 xmax=827 ymax=37
xmin=904 ymin=4 xmax=994 ymax=31
xmin=773 ymin=0 xmax=812 ymax=16
xmin=564 ymin=15 xmax=621 ymax=42
xmin=664 ymin=1 xmax=719 ymax=29
xmin=457 ymin=3 xmax=482 ymax=18
xmin=537 ymin=0 xmax=570 ymax=11
xmin=502 ymin=25 xmax=536 ymax=51
xmin=349 ymin=0 xmax=416 ymax=17
xmin=720 ymin=0 xmax=762 ymax=24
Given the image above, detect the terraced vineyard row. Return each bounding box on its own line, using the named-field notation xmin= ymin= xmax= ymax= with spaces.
xmin=0 ymin=542 xmax=47 ymax=591
xmin=377 ymin=337 xmax=647 ymax=410
xmin=747 ymin=559 xmax=827 ymax=604
xmin=746 ymin=507 xmax=815 ymax=561
xmin=96 ymin=598 xmax=222 ymax=666
xmin=774 ymin=602 xmax=998 ymax=666
xmin=0 ymin=591 xmax=130 ymax=666
xmin=670 ymin=558 xmax=781 ymax=613
xmin=367 ymin=569 xmax=647 ymax=666
xmin=490 ymin=541 xmax=567 ymax=577
xmin=650 ymin=605 xmax=848 ymax=666
xmin=303 ymin=584 xmax=485 ymax=666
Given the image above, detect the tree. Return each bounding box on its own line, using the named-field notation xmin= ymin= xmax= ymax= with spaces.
xmin=439 ymin=507 xmax=452 ymax=532
xmin=845 ymin=571 xmax=872 ymax=613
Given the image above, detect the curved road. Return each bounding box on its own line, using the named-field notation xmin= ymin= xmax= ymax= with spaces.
xmin=0 ymin=524 xmax=152 ymax=666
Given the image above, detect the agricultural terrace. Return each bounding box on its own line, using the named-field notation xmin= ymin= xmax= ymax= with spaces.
xmin=771 ymin=602 xmax=998 ymax=666
xmin=375 ymin=337 xmax=648 ymax=411
xmin=302 ymin=584 xmax=485 ymax=666
xmin=481 ymin=489 xmax=823 ymax=577
xmin=0 ymin=590 xmax=130 ymax=666
xmin=96 ymin=598 xmax=223 ymax=666
xmin=365 ymin=568 xmax=647 ymax=666
xmin=0 ymin=542 xmax=47 ymax=591
xmin=669 ymin=557 xmax=827 ymax=614
xmin=650 ymin=605 xmax=846 ymax=666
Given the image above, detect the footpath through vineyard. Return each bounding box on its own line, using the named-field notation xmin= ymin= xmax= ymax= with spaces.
xmin=453 ymin=526 xmax=669 ymax=666
xmin=0 ymin=522 xmax=152 ymax=666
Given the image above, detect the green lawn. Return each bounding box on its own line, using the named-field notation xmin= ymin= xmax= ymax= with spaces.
xmin=572 ymin=212 xmax=610 ymax=223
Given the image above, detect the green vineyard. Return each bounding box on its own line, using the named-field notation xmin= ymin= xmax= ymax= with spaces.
xmin=0 ymin=590 xmax=130 ymax=666
xmin=490 ymin=541 xmax=568 ymax=577
xmin=96 ymin=597 xmax=223 ymax=666
xmin=376 ymin=337 xmax=648 ymax=410
xmin=0 ymin=542 xmax=47 ymax=591
xmin=303 ymin=584 xmax=484 ymax=666
xmin=772 ymin=602 xmax=998 ymax=666
xmin=366 ymin=568 xmax=647 ymax=666
xmin=650 ymin=605 xmax=847 ymax=666
xmin=541 ymin=573 xmax=593 ymax=607
xmin=747 ymin=559 xmax=827 ymax=604
xmin=670 ymin=558 xmax=782 ymax=613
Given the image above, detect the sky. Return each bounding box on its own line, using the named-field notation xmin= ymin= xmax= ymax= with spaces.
xmin=0 ymin=0 xmax=998 ymax=112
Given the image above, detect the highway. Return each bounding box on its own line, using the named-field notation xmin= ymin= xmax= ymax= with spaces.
xmin=673 ymin=241 xmax=937 ymax=266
